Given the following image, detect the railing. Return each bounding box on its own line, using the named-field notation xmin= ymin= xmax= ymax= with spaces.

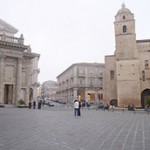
xmin=96 ymin=106 xmax=150 ymax=115
xmin=65 ymin=83 xmax=103 ymax=89
xmin=57 ymin=83 xmax=103 ymax=91
xmin=0 ymin=34 xmax=24 ymax=44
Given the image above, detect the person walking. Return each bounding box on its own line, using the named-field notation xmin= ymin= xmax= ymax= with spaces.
xmin=74 ymin=100 xmax=79 ymax=116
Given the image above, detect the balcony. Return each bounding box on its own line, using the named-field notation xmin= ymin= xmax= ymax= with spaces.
xmin=0 ymin=33 xmax=24 ymax=44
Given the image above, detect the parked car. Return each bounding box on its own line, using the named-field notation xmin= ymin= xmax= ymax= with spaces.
xmin=48 ymin=102 xmax=54 ymax=107
xmin=103 ymin=104 xmax=109 ymax=109
xmin=98 ymin=101 xmax=109 ymax=109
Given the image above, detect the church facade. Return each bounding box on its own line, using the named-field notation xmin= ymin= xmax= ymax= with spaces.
xmin=0 ymin=19 xmax=40 ymax=106
xmin=104 ymin=4 xmax=150 ymax=108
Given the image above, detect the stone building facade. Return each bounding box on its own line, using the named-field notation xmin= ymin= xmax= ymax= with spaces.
xmin=57 ymin=63 xmax=104 ymax=103
xmin=41 ymin=80 xmax=58 ymax=100
xmin=104 ymin=4 xmax=150 ymax=108
xmin=0 ymin=19 xmax=40 ymax=106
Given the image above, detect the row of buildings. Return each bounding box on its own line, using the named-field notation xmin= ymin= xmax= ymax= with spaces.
xmin=1 ymin=4 xmax=150 ymax=108
xmin=56 ymin=63 xmax=104 ymax=103
xmin=43 ymin=4 xmax=150 ymax=108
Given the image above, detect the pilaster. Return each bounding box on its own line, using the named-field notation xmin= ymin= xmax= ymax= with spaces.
xmin=85 ymin=88 xmax=88 ymax=102
xmin=73 ymin=88 xmax=78 ymax=101
xmin=95 ymin=88 xmax=99 ymax=101
xmin=25 ymin=61 xmax=32 ymax=104
xmin=16 ymin=57 xmax=22 ymax=105
xmin=0 ymin=55 xmax=6 ymax=104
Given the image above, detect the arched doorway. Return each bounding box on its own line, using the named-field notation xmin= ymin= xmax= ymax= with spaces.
xmin=110 ymin=99 xmax=118 ymax=107
xmin=77 ymin=88 xmax=85 ymax=101
xmin=141 ymin=89 xmax=150 ymax=108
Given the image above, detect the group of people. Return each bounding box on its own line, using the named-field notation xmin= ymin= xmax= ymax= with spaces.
xmin=29 ymin=100 xmax=42 ymax=109
xmin=128 ymin=104 xmax=135 ymax=111
xmin=74 ymin=99 xmax=81 ymax=116
xmin=145 ymin=104 xmax=150 ymax=112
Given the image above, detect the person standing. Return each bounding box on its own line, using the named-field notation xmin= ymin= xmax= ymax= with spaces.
xmin=29 ymin=101 xmax=32 ymax=109
xmin=33 ymin=100 xmax=36 ymax=109
xmin=38 ymin=100 xmax=41 ymax=109
xmin=78 ymin=100 xmax=81 ymax=116
xmin=74 ymin=100 xmax=79 ymax=116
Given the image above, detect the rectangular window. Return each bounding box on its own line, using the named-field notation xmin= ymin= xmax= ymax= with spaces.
xmin=90 ymin=79 xmax=93 ymax=86
xmin=145 ymin=60 xmax=149 ymax=68
xmin=80 ymin=79 xmax=82 ymax=85
xmin=110 ymin=70 xmax=115 ymax=80
xmin=142 ymin=71 xmax=145 ymax=81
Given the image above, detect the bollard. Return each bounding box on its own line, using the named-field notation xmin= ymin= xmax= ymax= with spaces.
xmin=122 ymin=109 xmax=124 ymax=113
xmin=134 ymin=110 xmax=135 ymax=114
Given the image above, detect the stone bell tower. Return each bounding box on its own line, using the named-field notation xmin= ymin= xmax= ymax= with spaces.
xmin=114 ymin=4 xmax=141 ymax=107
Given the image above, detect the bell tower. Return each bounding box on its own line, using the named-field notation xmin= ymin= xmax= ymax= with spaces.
xmin=114 ymin=4 xmax=141 ymax=107
xmin=114 ymin=3 xmax=138 ymax=60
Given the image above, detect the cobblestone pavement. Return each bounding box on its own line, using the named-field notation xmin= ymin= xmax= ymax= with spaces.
xmin=0 ymin=107 xmax=150 ymax=150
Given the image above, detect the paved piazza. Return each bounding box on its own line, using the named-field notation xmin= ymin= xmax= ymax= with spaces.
xmin=0 ymin=107 xmax=150 ymax=150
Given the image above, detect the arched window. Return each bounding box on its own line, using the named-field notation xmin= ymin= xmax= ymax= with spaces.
xmin=123 ymin=25 xmax=127 ymax=33
xmin=123 ymin=15 xmax=126 ymax=19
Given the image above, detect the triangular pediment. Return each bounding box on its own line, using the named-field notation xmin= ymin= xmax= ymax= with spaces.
xmin=0 ymin=19 xmax=18 ymax=34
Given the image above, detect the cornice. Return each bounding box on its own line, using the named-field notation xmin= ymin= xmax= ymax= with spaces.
xmin=0 ymin=40 xmax=27 ymax=51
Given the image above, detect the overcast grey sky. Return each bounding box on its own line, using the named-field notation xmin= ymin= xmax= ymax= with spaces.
xmin=0 ymin=0 xmax=150 ymax=83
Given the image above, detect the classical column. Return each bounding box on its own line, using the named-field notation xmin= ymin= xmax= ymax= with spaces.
xmin=73 ymin=88 xmax=77 ymax=101
xmin=16 ymin=58 xmax=22 ymax=105
xmin=26 ymin=60 xmax=33 ymax=104
xmin=0 ymin=55 xmax=5 ymax=104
